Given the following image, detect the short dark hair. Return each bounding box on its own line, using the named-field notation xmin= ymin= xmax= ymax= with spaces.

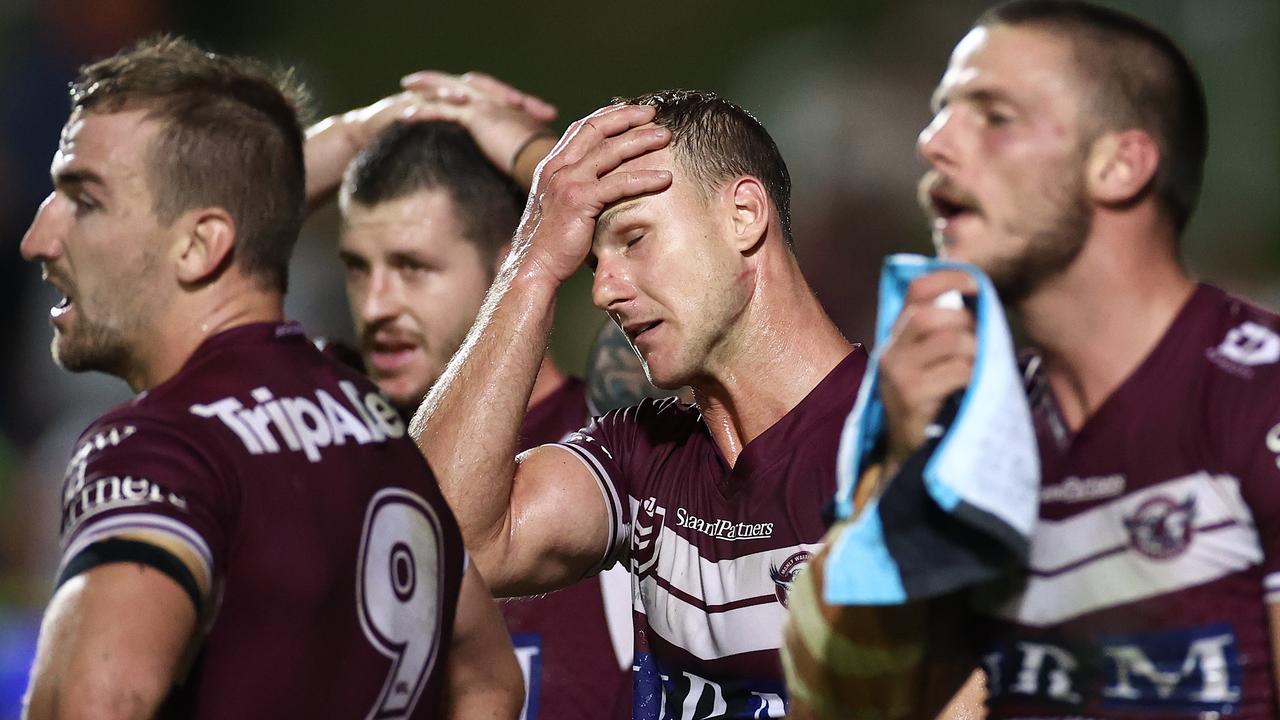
xmin=614 ymin=90 xmax=793 ymax=243
xmin=341 ymin=121 xmax=525 ymax=264
xmin=71 ymin=35 xmax=308 ymax=293
xmin=978 ymin=0 xmax=1208 ymax=232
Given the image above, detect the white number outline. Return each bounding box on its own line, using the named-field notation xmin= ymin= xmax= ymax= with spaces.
xmin=357 ymin=488 xmax=446 ymax=720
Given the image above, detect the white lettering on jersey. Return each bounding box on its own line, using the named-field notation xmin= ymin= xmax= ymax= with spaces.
xmin=986 ymin=626 xmax=1242 ymax=710
xmin=63 ymin=474 xmax=188 ymax=535
xmin=1040 ymin=474 xmax=1126 ymax=504
xmin=674 ymin=507 xmax=774 ymax=541
xmin=63 ymin=425 xmax=138 ymax=500
xmin=1104 ymin=633 xmax=1239 ymax=703
xmin=1010 ymin=641 xmax=1082 ymax=703
xmin=190 ymin=383 xmax=404 ymax=463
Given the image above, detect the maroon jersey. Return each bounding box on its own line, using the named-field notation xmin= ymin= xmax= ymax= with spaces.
xmin=503 ymin=377 xmax=632 ymax=719
xmin=56 ymin=322 xmax=465 ymax=719
xmin=556 ymin=350 xmax=867 ymax=719
xmin=977 ymin=284 xmax=1280 ymax=718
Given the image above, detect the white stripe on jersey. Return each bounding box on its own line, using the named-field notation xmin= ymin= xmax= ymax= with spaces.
xmin=551 ymin=442 xmax=628 ymax=573
xmin=627 ymin=495 xmax=822 ymax=605
xmin=982 ymin=472 xmax=1261 ymax=626
xmin=60 ymin=512 xmax=215 ymax=588
xmin=625 ymin=494 xmax=822 ymax=660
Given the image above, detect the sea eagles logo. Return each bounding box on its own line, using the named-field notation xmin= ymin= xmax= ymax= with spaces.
xmin=1124 ymin=495 xmax=1197 ymax=560
xmin=769 ymin=550 xmax=812 ymax=608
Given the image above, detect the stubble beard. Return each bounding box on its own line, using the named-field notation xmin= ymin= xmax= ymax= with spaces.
xmin=988 ymin=166 xmax=1092 ymax=304
xmin=52 ymin=314 xmax=134 ymax=378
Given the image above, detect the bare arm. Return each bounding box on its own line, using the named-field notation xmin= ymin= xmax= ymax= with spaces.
xmin=304 ymin=91 xmax=428 ymax=208
xmin=305 ymin=72 xmax=557 ymax=208
xmin=399 ymin=71 xmax=558 ymax=191
xmin=409 ymin=103 xmax=671 ymax=594
xmin=24 ymin=564 xmax=196 ymax=720
xmin=442 ymin=562 xmax=524 ymax=720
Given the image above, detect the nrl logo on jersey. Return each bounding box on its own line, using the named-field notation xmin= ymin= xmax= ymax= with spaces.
xmin=1123 ymin=494 xmax=1196 ymax=560
xmin=1207 ymin=320 xmax=1280 ymax=376
xmin=631 ymin=496 xmax=668 ymax=577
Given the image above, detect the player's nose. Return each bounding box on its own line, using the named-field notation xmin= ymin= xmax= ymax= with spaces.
xmin=359 ymin=268 xmax=402 ymax=324
xmin=591 ymin=257 xmax=635 ymax=312
xmin=917 ymin=108 xmax=959 ymax=173
xmin=20 ymin=193 xmax=65 ymax=263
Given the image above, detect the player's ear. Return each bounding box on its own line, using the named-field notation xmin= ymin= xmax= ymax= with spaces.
xmin=724 ymin=176 xmax=769 ymax=255
xmin=1085 ymin=129 xmax=1160 ymax=207
xmin=174 ymin=207 xmax=236 ymax=286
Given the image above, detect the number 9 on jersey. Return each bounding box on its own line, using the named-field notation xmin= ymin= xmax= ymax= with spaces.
xmin=357 ymin=488 xmax=446 ymax=719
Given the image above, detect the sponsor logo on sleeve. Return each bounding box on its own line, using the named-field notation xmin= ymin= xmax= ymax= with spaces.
xmin=62 ymin=474 xmax=188 ymax=535
xmin=63 ymin=425 xmax=137 ymax=495
xmin=190 ymin=381 xmax=404 ymax=463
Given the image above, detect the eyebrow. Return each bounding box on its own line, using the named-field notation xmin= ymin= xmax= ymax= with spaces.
xmin=931 ymin=86 xmax=1015 ymax=114
xmin=596 ymin=200 xmax=645 ymax=237
xmin=52 ymin=167 xmax=108 ymax=192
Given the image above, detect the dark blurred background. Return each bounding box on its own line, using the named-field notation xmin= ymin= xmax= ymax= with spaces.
xmin=0 ymin=0 xmax=1276 ymax=713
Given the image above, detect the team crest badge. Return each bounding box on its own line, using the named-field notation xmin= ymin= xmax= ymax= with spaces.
xmin=769 ymin=550 xmax=812 ymax=608
xmin=1124 ymin=495 xmax=1197 ymax=560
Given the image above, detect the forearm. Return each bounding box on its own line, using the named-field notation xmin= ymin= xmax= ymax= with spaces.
xmin=410 ymin=248 xmax=560 ymax=564
xmin=511 ymin=135 xmax=557 ymax=192
xmin=303 ymin=113 xmax=362 ymax=209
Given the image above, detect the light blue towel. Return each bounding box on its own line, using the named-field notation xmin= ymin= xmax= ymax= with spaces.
xmin=824 ymin=254 xmax=1040 ymax=605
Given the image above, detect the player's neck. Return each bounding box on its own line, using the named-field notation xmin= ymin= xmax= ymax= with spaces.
xmin=1017 ymin=222 xmax=1194 ymax=431
xmin=695 ymin=255 xmax=852 ymax=466
xmin=128 ymin=283 xmax=285 ymax=392
xmin=527 ymin=356 xmax=566 ymax=409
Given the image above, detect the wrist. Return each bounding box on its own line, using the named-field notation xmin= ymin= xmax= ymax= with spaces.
xmin=510 ymin=132 xmax=557 ymax=191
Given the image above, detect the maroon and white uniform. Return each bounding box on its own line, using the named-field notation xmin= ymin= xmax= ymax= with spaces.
xmin=556 ymin=350 xmax=867 ymax=719
xmin=978 ymin=285 xmax=1280 ymax=718
xmin=503 ymin=377 xmax=633 ymax=719
xmin=56 ymin=322 xmax=465 ymax=719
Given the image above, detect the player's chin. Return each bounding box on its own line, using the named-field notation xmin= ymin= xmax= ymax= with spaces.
xmin=640 ymin=357 xmax=690 ymax=392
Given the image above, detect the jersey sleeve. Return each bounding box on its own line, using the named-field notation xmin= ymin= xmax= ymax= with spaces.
xmin=57 ymin=414 xmax=235 ymax=608
xmin=549 ymin=407 xmax=640 ymax=576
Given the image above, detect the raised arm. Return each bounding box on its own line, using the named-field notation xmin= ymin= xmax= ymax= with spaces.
xmin=442 ymin=562 xmax=524 ymax=720
xmin=399 ymin=71 xmax=557 ymax=191
xmin=305 ymin=72 xmax=558 ymax=207
xmin=24 ymin=563 xmax=196 ymax=720
xmin=409 ymin=103 xmax=671 ymax=594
